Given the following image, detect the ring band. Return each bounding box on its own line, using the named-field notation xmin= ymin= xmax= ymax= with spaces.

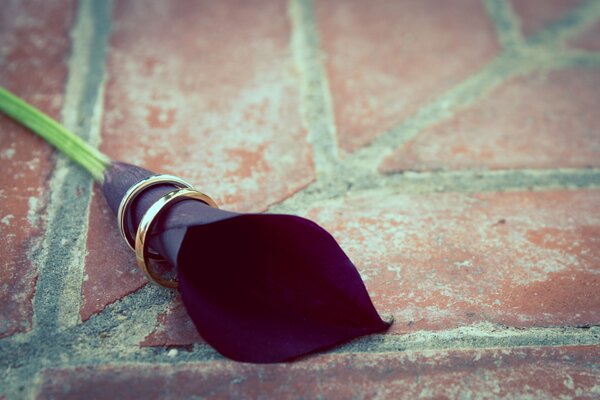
xmin=135 ymin=188 xmax=218 ymax=288
xmin=117 ymin=174 xmax=193 ymax=256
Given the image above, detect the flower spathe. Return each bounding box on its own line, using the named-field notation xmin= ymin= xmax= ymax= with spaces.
xmin=103 ymin=162 xmax=391 ymax=363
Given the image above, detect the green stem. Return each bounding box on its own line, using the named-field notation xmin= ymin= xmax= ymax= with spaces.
xmin=0 ymin=86 xmax=111 ymax=181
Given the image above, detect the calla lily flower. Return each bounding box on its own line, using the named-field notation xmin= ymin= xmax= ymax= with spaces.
xmin=0 ymin=86 xmax=391 ymax=363
xmin=103 ymin=162 xmax=391 ymax=363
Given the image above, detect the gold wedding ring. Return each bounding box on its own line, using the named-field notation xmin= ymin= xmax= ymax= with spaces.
xmin=134 ymin=188 xmax=218 ymax=288
xmin=117 ymin=175 xmax=193 ymax=256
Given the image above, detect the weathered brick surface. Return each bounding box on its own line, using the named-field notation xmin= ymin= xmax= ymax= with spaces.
xmin=511 ymin=0 xmax=583 ymax=37
xmin=141 ymin=295 xmax=203 ymax=346
xmin=2 ymin=0 xmax=600 ymax=397
xmin=100 ymin=0 xmax=312 ymax=211
xmin=82 ymin=0 xmax=312 ymax=319
xmin=308 ymin=189 xmax=600 ymax=332
xmin=80 ymin=186 xmax=145 ymax=320
xmin=382 ymin=69 xmax=600 ymax=172
xmin=0 ymin=0 xmax=75 ymax=337
xmin=314 ymin=0 xmax=499 ymax=152
xmin=38 ymin=346 xmax=600 ymax=399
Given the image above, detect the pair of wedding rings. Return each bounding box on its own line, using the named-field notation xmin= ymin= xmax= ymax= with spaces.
xmin=116 ymin=175 xmax=218 ymax=288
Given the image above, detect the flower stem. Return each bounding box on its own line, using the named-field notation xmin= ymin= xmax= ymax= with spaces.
xmin=0 ymin=86 xmax=111 ymax=181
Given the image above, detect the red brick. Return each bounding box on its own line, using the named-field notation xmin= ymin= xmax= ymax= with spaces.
xmin=80 ymin=187 xmax=146 ymax=320
xmin=314 ymin=0 xmax=499 ymax=152
xmin=569 ymin=20 xmax=600 ymax=51
xmin=307 ymin=189 xmax=600 ymax=332
xmin=38 ymin=346 xmax=600 ymax=399
xmin=82 ymin=0 xmax=313 ymax=318
xmin=140 ymin=295 xmax=202 ymax=347
xmin=100 ymin=0 xmax=312 ymax=211
xmin=0 ymin=0 xmax=75 ymax=337
xmin=381 ymin=69 xmax=600 ymax=172
xmin=511 ymin=0 xmax=583 ymax=37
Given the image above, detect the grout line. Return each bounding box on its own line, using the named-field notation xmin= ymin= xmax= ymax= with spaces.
xmin=527 ymin=0 xmax=600 ymax=47
xmin=544 ymin=49 xmax=600 ymax=69
xmin=334 ymin=0 xmax=600 ymax=174
xmin=0 ymin=280 xmax=171 ymax=398
xmin=288 ymin=0 xmax=341 ymax=177
xmin=1 ymin=323 xmax=597 ymax=374
xmin=76 ymin=283 xmax=174 ymax=349
xmin=344 ymin=52 xmax=529 ymax=172
xmin=268 ymin=168 xmax=600 ymax=213
xmin=3 ymin=2 xmax=114 ymax=397
xmin=482 ymin=0 xmax=525 ymax=50
xmin=333 ymin=324 xmax=600 ymax=354
xmin=272 ymin=0 xmax=600 ymax=209
xmin=361 ymin=168 xmax=600 ymax=194
xmin=31 ymin=0 xmax=112 ymax=334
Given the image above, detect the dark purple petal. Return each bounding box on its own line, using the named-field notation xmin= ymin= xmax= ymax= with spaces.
xmin=103 ymin=162 xmax=391 ymax=363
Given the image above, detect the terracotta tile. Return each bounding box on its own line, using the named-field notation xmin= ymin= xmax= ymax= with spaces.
xmin=511 ymin=0 xmax=583 ymax=37
xmin=82 ymin=0 xmax=313 ymax=319
xmin=80 ymin=186 xmax=145 ymax=321
xmin=0 ymin=0 xmax=75 ymax=337
xmin=38 ymin=346 xmax=600 ymax=399
xmin=100 ymin=0 xmax=312 ymax=211
xmin=306 ymin=189 xmax=600 ymax=332
xmin=140 ymin=295 xmax=203 ymax=347
xmin=314 ymin=0 xmax=499 ymax=151
xmin=381 ymin=69 xmax=600 ymax=172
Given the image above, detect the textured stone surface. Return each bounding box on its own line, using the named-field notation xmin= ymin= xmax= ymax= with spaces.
xmin=314 ymin=0 xmax=499 ymax=151
xmin=82 ymin=0 xmax=313 ymax=319
xmin=80 ymin=187 xmax=145 ymax=321
xmin=141 ymin=295 xmax=203 ymax=346
xmin=0 ymin=0 xmax=75 ymax=337
xmin=99 ymin=0 xmax=312 ymax=211
xmin=382 ymin=69 xmax=600 ymax=172
xmin=511 ymin=0 xmax=583 ymax=37
xmin=307 ymin=189 xmax=600 ymax=333
xmin=38 ymin=346 xmax=600 ymax=399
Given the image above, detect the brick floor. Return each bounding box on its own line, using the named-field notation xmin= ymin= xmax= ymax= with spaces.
xmin=381 ymin=69 xmax=600 ymax=172
xmin=99 ymin=0 xmax=312 ymax=211
xmin=310 ymin=189 xmax=600 ymax=331
xmin=511 ymin=0 xmax=583 ymax=37
xmin=0 ymin=0 xmax=76 ymax=338
xmin=38 ymin=346 xmax=600 ymax=399
xmin=1 ymin=0 xmax=600 ymax=398
xmin=314 ymin=0 xmax=499 ymax=152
